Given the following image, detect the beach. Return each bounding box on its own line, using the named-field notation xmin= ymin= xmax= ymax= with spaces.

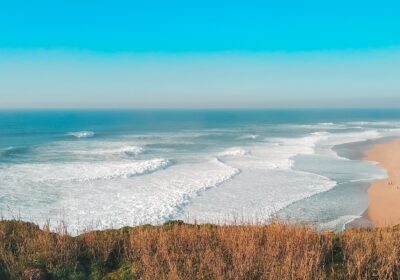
xmin=365 ymin=139 xmax=400 ymax=227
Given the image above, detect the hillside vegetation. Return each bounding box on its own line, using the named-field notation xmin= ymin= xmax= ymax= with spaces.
xmin=0 ymin=220 xmax=399 ymax=279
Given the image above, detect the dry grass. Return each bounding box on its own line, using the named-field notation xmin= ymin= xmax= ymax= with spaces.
xmin=1 ymin=220 xmax=400 ymax=279
xmin=341 ymin=226 xmax=400 ymax=279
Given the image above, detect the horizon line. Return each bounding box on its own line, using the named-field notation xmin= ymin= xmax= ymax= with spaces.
xmin=1 ymin=107 xmax=400 ymax=111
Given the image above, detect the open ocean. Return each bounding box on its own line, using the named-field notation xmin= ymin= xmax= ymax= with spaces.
xmin=1 ymin=109 xmax=400 ymax=233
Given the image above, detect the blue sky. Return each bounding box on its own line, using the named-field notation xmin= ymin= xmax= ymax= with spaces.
xmin=1 ymin=0 xmax=400 ymax=108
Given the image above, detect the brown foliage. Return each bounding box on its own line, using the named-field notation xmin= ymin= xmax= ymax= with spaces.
xmin=1 ymin=220 xmax=400 ymax=279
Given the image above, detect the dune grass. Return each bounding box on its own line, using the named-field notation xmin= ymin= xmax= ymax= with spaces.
xmin=0 ymin=219 xmax=399 ymax=279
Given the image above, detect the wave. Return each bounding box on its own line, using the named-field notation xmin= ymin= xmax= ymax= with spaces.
xmin=318 ymin=122 xmax=335 ymax=126
xmin=221 ymin=130 xmax=373 ymax=174
xmin=0 ymin=147 xmax=17 ymax=157
xmin=134 ymin=157 xmax=240 ymax=225
xmin=73 ymin=145 xmax=144 ymax=157
xmin=2 ymin=124 xmax=392 ymax=232
xmin=284 ymin=123 xmax=348 ymax=130
xmin=346 ymin=121 xmax=400 ymax=127
xmin=179 ymin=167 xmax=337 ymax=225
xmin=270 ymin=171 xmax=338 ymax=214
xmin=33 ymin=157 xmax=240 ymax=231
xmin=218 ymin=148 xmax=249 ymax=157
xmin=321 ymin=130 xmax=381 ymax=147
xmin=238 ymin=134 xmax=259 ymax=140
xmin=348 ymin=170 xmax=387 ymax=182
xmin=318 ymin=215 xmax=361 ymax=232
xmin=0 ymin=146 xmax=28 ymax=158
xmin=67 ymin=131 xmax=95 ymax=138
xmin=0 ymin=158 xmax=171 ymax=183
xmin=290 ymin=130 xmax=383 ymax=160
xmin=255 ymin=132 xmax=329 ymax=170
xmin=172 ymin=158 xmax=240 ymax=206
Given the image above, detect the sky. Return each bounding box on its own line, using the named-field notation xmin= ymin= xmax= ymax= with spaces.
xmin=1 ymin=0 xmax=400 ymax=108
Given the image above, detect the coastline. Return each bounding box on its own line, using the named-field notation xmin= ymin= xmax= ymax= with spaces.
xmin=364 ymin=139 xmax=400 ymax=227
xmin=276 ymin=137 xmax=394 ymax=232
xmin=333 ymin=137 xmax=396 ymax=230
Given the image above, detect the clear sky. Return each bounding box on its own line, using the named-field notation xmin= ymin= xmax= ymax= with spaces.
xmin=1 ymin=0 xmax=400 ymax=108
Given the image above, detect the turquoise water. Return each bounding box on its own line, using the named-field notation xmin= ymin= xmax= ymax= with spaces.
xmin=1 ymin=109 xmax=399 ymax=233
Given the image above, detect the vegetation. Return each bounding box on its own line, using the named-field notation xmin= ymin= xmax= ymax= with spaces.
xmin=0 ymin=219 xmax=399 ymax=279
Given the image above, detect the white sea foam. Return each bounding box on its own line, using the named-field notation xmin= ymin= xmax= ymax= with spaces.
xmin=178 ymin=132 xmax=338 ymax=224
xmin=2 ymin=123 xmax=394 ymax=233
xmin=347 ymin=121 xmax=400 ymax=127
xmin=181 ymin=167 xmax=337 ymax=225
xmin=73 ymin=145 xmax=144 ymax=156
xmin=218 ymin=148 xmax=249 ymax=157
xmin=319 ymin=122 xmax=335 ymax=126
xmin=314 ymin=130 xmax=382 ymax=159
xmin=67 ymin=131 xmax=95 ymax=138
xmin=251 ymin=132 xmax=329 ymax=170
xmin=0 ymin=157 xmax=238 ymax=232
xmin=318 ymin=215 xmax=361 ymax=232
xmin=285 ymin=123 xmax=348 ymax=130
xmin=321 ymin=130 xmax=381 ymax=146
xmin=0 ymin=158 xmax=170 ymax=183
xmin=34 ymin=141 xmax=145 ymax=161
xmin=239 ymin=134 xmax=259 ymax=140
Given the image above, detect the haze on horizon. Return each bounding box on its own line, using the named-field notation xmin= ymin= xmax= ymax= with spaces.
xmin=1 ymin=0 xmax=400 ymax=109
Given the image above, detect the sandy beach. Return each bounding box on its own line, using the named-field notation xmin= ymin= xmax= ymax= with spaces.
xmin=365 ymin=140 xmax=400 ymax=227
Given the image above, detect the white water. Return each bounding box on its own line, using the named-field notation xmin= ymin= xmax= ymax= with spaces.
xmin=1 ymin=121 xmax=400 ymax=233
xmin=67 ymin=131 xmax=95 ymax=138
xmin=0 ymin=158 xmax=170 ymax=183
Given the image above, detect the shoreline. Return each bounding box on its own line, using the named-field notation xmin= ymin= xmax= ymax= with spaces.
xmin=364 ymin=139 xmax=400 ymax=227
xmin=333 ymin=137 xmax=396 ymax=230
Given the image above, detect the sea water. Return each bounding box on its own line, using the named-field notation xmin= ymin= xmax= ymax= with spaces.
xmin=0 ymin=109 xmax=399 ymax=233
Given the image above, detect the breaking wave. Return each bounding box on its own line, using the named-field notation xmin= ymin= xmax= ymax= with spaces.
xmin=0 ymin=158 xmax=171 ymax=183
xmin=67 ymin=131 xmax=95 ymax=138
xmin=73 ymin=145 xmax=144 ymax=157
xmin=218 ymin=148 xmax=249 ymax=157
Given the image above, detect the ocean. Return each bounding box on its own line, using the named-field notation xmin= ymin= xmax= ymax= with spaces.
xmin=1 ymin=109 xmax=400 ymax=233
